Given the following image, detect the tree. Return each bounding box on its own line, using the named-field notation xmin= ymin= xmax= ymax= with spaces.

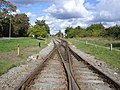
xmin=28 ymin=19 xmax=50 ymax=38
xmin=35 ymin=20 xmax=45 ymax=26
xmin=12 ymin=14 xmax=29 ymax=37
xmin=86 ymin=23 xmax=105 ymax=37
xmin=105 ymin=25 xmax=120 ymax=39
xmin=65 ymin=26 xmax=74 ymax=38
xmin=74 ymin=26 xmax=85 ymax=37
xmin=35 ymin=20 xmax=50 ymax=34
xmin=65 ymin=26 xmax=85 ymax=38
xmin=0 ymin=0 xmax=16 ymax=37
xmin=28 ymin=25 xmax=47 ymax=38
xmin=0 ymin=0 xmax=16 ymax=18
xmin=75 ymin=26 xmax=82 ymax=30
xmin=64 ymin=24 xmax=120 ymax=39
xmin=55 ymin=30 xmax=63 ymax=37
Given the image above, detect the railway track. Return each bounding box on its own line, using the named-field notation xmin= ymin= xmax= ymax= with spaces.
xmin=69 ymin=46 xmax=120 ymax=90
xmin=15 ymin=40 xmax=68 ymax=90
xmin=30 ymin=51 xmax=67 ymax=90
xmin=15 ymin=38 xmax=120 ymax=90
xmin=70 ymin=51 xmax=114 ymax=90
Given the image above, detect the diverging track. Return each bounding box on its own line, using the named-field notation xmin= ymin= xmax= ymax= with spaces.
xmin=15 ymin=38 xmax=120 ymax=90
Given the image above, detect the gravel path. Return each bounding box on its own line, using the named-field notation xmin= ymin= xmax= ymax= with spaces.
xmin=69 ymin=43 xmax=120 ymax=85
xmin=0 ymin=41 xmax=54 ymax=90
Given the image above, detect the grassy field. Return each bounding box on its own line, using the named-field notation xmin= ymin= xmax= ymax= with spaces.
xmin=0 ymin=38 xmax=50 ymax=52
xmin=67 ymin=38 xmax=120 ymax=71
xmin=0 ymin=37 xmax=50 ymax=75
xmin=76 ymin=37 xmax=120 ymax=50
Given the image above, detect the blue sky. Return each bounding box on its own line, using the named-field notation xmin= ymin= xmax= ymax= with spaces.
xmin=8 ymin=0 xmax=120 ymax=34
xmin=15 ymin=2 xmax=52 ymax=24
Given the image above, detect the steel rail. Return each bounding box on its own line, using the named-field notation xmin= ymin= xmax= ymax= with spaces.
xmin=69 ymin=46 xmax=120 ymax=89
xmin=53 ymin=38 xmax=71 ymax=90
xmin=53 ymin=38 xmax=74 ymax=90
xmin=56 ymin=39 xmax=81 ymax=90
xmin=67 ymin=43 xmax=81 ymax=90
xmin=60 ymin=38 xmax=120 ymax=89
xmin=15 ymin=41 xmax=57 ymax=90
xmin=15 ymin=39 xmax=70 ymax=90
xmin=14 ymin=38 xmax=120 ymax=90
xmin=57 ymin=46 xmax=72 ymax=90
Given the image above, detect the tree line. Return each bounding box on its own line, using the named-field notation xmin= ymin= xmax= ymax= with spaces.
xmin=0 ymin=14 xmax=29 ymax=37
xmin=0 ymin=0 xmax=29 ymax=37
xmin=0 ymin=0 xmax=50 ymax=38
xmin=65 ymin=23 xmax=120 ymax=39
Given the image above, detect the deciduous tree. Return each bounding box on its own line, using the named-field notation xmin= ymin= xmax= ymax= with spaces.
xmin=28 ymin=20 xmax=49 ymax=38
xmin=0 ymin=0 xmax=16 ymax=37
xmin=12 ymin=14 xmax=29 ymax=36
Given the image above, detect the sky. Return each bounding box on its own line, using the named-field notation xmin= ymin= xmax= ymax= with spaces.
xmin=7 ymin=0 xmax=120 ymax=34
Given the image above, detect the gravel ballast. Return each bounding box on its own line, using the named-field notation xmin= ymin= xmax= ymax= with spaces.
xmin=69 ymin=43 xmax=120 ymax=85
xmin=0 ymin=39 xmax=120 ymax=90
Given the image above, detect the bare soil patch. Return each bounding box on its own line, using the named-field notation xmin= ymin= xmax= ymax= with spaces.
xmin=0 ymin=46 xmax=40 ymax=61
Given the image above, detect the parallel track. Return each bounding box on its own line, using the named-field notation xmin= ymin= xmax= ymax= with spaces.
xmin=69 ymin=47 xmax=120 ymax=90
xmin=59 ymin=39 xmax=120 ymax=90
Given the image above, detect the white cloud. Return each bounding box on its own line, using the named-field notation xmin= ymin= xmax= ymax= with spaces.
xmin=26 ymin=12 xmax=31 ymax=17
xmin=31 ymin=22 xmax=36 ymax=26
xmin=16 ymin=9 xmax=21 ymax=13
xmin=25 ymin=12 xmax=36 ymax=17
xmin=84 ymin=2 xmax=95 ymax=9
xmin=11 ymin=9 xmax=21 ymax=15
xmin=37 ymin=0 xmax=95 ymax=34
xmin=93 ymin=0 xmax=120 ymax=22
xmin=8 ymin=0 xmax=54 ymax=6
xmin=37 ymin=14 xmax=90 ymax=34
xmin=37 ymin=16 xmax=44 ymax=20
xmin=45 ymin=0 xmax=90 ymax=19
xmin=26 ymin=0 xmax=120 ymax=34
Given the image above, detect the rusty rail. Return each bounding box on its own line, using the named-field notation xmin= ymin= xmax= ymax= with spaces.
xmin=60 ymin=38 xmax=120 ymax=89
xmin=57 ymin=39 xmax=81 ymax=90
xmin=15 ymin=41 xmax=57 ymax=90
xmin=15 ymin=38 xmax=120 ymax=90
xmin=67 ymin=41 xmax=120 ymax=90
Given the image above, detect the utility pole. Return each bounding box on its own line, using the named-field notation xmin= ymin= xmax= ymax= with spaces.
xmin=9 ymin=15 xmax=11 ymax=40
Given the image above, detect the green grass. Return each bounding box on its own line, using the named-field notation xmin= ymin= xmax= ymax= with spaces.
xmin=0 ymin=37 xmax=50 ymax=75
xmin=67 ymin=38 xmax=120 ymax=71
xmin=0 ymin=38 xmax=49 ymax=52
xmin=77 ymin=37 xmax=120 ymax=50
xmin=0 ymin=60 xmax=17 ymax=75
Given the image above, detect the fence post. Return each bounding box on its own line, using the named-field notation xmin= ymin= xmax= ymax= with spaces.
xmin=39 ymin=42 xmax=41 ymax=47
xmin=17 ymin=44 xmax=20 ymax=56
xmin=110 ymin=43 xmax=112 ymax=51
xmin=85 ymin=40 xmax=87 ymax=44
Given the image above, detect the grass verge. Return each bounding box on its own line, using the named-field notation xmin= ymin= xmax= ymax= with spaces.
xmin=67 ymin=38 xmax=120 ymax=71
xmin=0 ymin=37 xmax=49 ymax=52
xmin=77 ymin=37 xmax=120 ymax=50
xmin=0 ymin=37 xmax=50 ymax=75
xmin=0 ymin=60 xmax=17 ymax=75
